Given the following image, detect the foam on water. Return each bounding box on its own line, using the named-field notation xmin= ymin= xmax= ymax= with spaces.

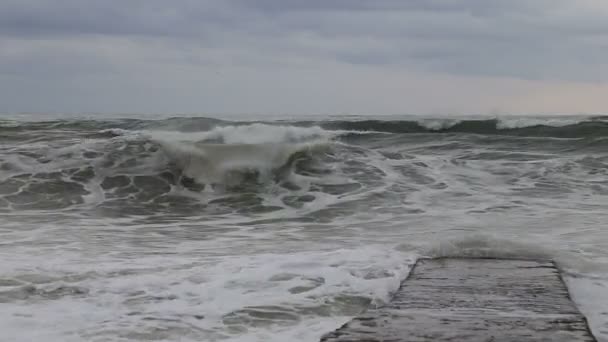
xmin=0 ymin=229 xmax=416 ymax=342
xmin=152 ymin=137 xmax=331 ymax=185
xmin=416 ymin=118 xmax=462 ymax=131
xmin=1 ymin=116 xmax=607 ymax=341
xmin=496 ymin=117 xmax=586 ymax=129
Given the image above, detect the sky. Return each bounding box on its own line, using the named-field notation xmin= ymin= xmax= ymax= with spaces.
xmin=1 ymin=0 xmax=608 ymax=116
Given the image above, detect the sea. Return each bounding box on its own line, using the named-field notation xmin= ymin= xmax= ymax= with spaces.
xmin=1 ymin=113 xmax=607 ymax=342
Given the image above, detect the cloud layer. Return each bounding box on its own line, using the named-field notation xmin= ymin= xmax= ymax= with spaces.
xmin=1 ymin=0 xmax=608 ymax=115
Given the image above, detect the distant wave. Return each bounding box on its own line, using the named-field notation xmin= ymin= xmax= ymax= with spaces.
xmin=3 ymin=116 xmax=607 ymax=138
xmin=319 ymin=117 xmax=608 ymax=138
xmin=2 ymin=117 xmax=607 ymax=215
xmin=142 ymin=123 xmax=336 ymax=145
xmin=416 ymin=119 xmax=462 ymax=131
xmin=495 ymin=117 xmax=585 ymax=129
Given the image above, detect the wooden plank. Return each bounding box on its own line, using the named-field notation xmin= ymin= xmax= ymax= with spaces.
xmin=321 ymin=258 xmax=597 ymax=342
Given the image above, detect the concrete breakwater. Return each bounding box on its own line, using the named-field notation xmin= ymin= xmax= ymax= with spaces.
xmin=321 ymin=258 xmax=597 ymax=342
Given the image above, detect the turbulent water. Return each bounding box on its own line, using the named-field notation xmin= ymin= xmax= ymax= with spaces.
xmin=1 ymin=114 xmax=607 ymax=342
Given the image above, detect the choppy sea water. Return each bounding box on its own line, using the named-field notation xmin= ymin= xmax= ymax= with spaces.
xmin=1 ymin=114 xmax=607 ymax=342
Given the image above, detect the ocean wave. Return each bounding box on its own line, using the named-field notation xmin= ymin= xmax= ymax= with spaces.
xmin=319 ymin=117 xmax=607 ymax=137
xmin=495 ymin=117 xmax=585 ymax=129
xmin=141 ymin=123 xmax=336 ymax=145
xmin=157 ymin=139 xmax=331 ymax=185
xmin=4 ymin=116 xmax=607 ymax=138
xmin=2 ymin=118 xmax=607 ymax=214
xmin=2 ymin=133 xmax=332 ymax=185
xmin=412 ymin=235 xmax=553 ymax=261
xmin=416 ymin=119 xmax=462 ymax=131
xmin=0 ymin=124 xmax=343 ymax=213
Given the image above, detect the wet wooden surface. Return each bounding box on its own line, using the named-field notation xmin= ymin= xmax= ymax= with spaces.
xmin=321 ymin=258 xmax=597 ymax=342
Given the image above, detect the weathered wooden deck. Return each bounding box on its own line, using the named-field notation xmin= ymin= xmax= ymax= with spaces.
xmin=321 ymin=258 xmax=596 ymax=342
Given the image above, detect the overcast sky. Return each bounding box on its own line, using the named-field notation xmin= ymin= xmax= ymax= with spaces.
xmin=1 ymin=0 xmax=608 ymax=116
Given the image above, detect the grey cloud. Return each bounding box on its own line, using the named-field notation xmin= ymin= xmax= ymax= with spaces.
xmin=0 ymin=0 xmax=241 ymax=38
xmin=0 ymin=0 xmax=579 ymax=39
xmin=2 ymin=0 xmax=607 ymax=81
xmin=230 ymin=0 xmax=551 ymax=15
xmin=1 ymin=0 xmax=608 ymax=114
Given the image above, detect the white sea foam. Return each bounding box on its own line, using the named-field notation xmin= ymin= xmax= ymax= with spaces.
xmin=135 ymin=125 xmax=335 ymax=186
xmin=158 ymin=139 xmax=331 ymax=185
xmin=414 ymin=234 xmax=553 ymax=260
xmin=0 ymin=234 xmax=416 ymax=342
xmin=142 ymin=124 xmax=335 ymax=144
xmin=565 ymin=275 xmax=608 ymax=342
xmin=2 ymin=117 xmax=608 ymax=342
xmin=496 ymin=117 xmax=585 ymax=129
xmin=417 ymin=119 xmax=461 ymax=130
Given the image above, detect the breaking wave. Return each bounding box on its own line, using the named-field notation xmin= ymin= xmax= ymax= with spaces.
xmin=2 ymin=114 xmax=608 ymax=342
xmin=157 ymin=139 xmax=331 ymax=186
xmin=319 ymin=116 xmax=608 ymax=137
xmin=1 ymin=116 xmax=607 ymax=215
xmin=0 ymin=124 xmax=350 ymax=214
xmin=3 ymin=116 xmax=607 ymax=139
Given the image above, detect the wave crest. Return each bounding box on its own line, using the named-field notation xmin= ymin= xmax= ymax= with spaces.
xmin=496 ymin=117 xmax=585 ymax=129
xmin=319 ymin=116 xmax=607 ymax=137
xmin=158 ymin=140 xmax=331 ymax=186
